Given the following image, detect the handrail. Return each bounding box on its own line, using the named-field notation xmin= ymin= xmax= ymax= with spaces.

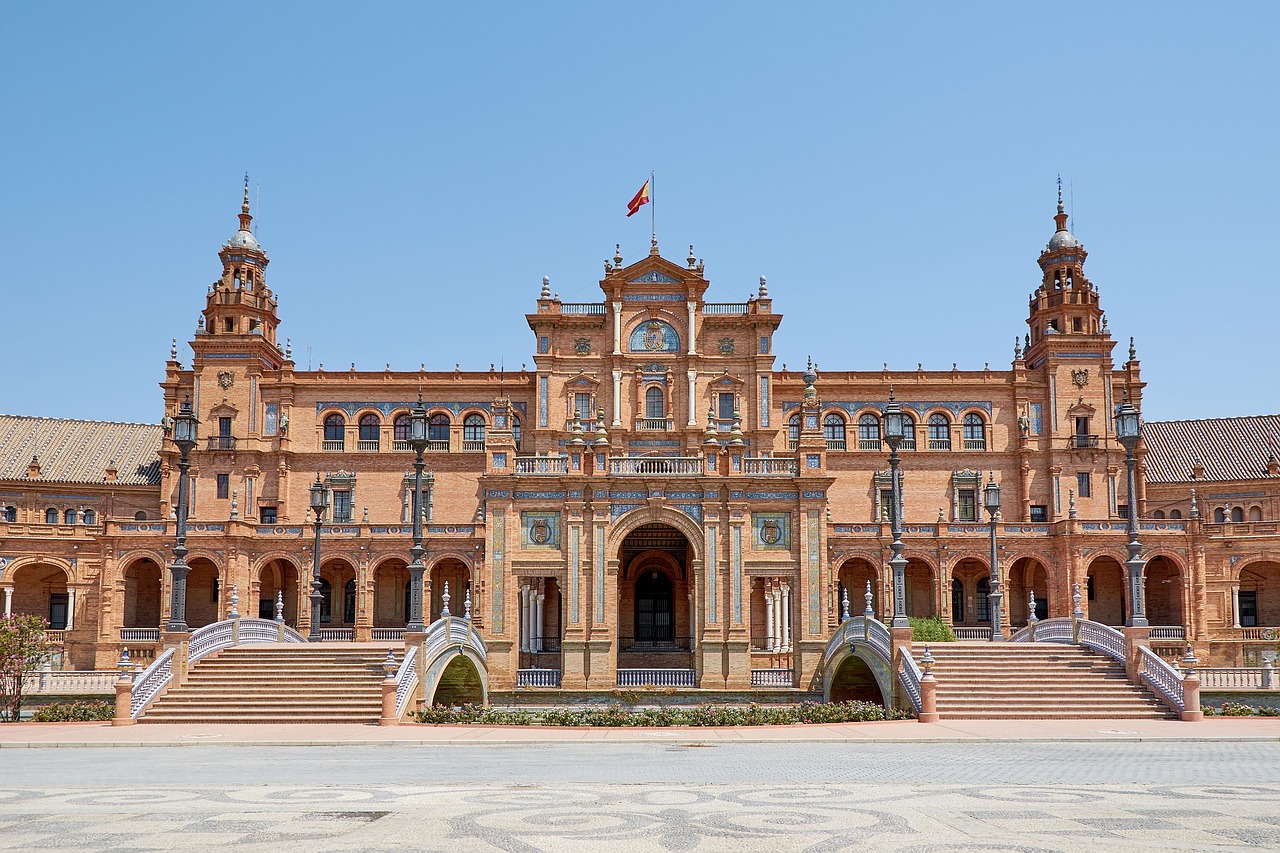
xmin=1078 ymin=620 xmax=1126 ymax=664
xmin=130 ymin=648 xmax=174 ymax=718
xmin=422 ymin=615 xmax=487 ymax=664
xmin=826 ymin=615 xmax=893 ymax=670
xmin=1198 ymin=667 xmax=1274 ymax=690
xmin=1010 ymin=617 xmax=1127 ymax=665
xmin=394 ymin=646 xmax=418 ymax=719
xmin=898 ymin=648 xmax=923 ymax=713
xmin=1140 ymin=645 xmax=1185 ymax=712
xmin=1009 ymin=616 xmax=1073 ymax=643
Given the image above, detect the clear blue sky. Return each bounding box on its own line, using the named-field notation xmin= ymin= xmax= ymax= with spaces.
xmin=2 ymin=3 xmax=1275 ymax=424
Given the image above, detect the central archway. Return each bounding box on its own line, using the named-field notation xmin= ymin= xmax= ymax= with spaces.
xmin=616 ymin=521 xmax=694 ymax=668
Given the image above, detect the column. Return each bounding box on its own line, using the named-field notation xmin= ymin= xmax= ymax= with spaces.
xmin=1232 ymin=584 xmax=1241 ymax=628
xmin=535 ymin=589 xmax=545 ymax=653
xmin=67 ymin=589 xmax=76 ymax=630
xmin=3 ymin=587 xmax=11 ymax=617
xmin=612 ymin=370 xmax=623 ymax=427
xmin=781 ymin=582 xmax=791 ymax=651
xmin=764 ymin=587 xmax=774 ymax=651
xmin=519 ymin=584 xmax=530 ymax=652
xmin=687 ymin=370 xmax=697 ymax=426
xmin=686 ymin=301 xmax=697 ymax=355
xmin=611 ymin=301 xmax=622 ymax=355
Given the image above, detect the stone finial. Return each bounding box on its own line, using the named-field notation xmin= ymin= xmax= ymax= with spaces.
xmin=1189 ymin=488 xmax=1199 ymax=518
xmin=170 ymin=338 xmax=177 ymax=360
xmin=1068 ymin=489 xmax=1077 ymax=519
xmin=464 ymin=587 xmax=472 ymax=620
xmin=728 ymin=410 xmax=745 ymax=446
xmin=864 ymin=580 xmax=874 ymax=618
xmin=758 ymin=275 xmax=768 ymax=298
xmin=594 ymin=409 xmax=610 ymax=447
xmin=688 ymin=244 xmax=696 ymax=268
xmin=383 ymin=649 xmax=397 ymax=679
xmin=1027 ymin=589 xmax=1038 ymax=624
xmin=441 ymin=581 xmax=451 ymax=618
xmin=275 ymin=589 xmax=284 ymax=622
xmin=361 ymin=506 xmax=369 ymax=523
xmin=1181 ymin=644 xmax=1198 ymax=676
xmin=230 ymin=490 xmax=239 ymax=519
xmin=228 ymin=584 xmax=240 ymax=619
xmin=614 ymin=243 xmax=623 ymax=267
xmin=117 ymin=648 xmax=133 ymax=678
xmin=1072 ymin=582 xmax=1083 ymax=618
xmin=704 ymin=407 xmax=718 ymax=445
xmin=920 ymin=644 xmax=935 ymax=677
xmin=1129 ymin=336 xmax=1136 ymax=361
xmin=198 ymin=316 xmax=205 ymax=331
xmin=540 ymin=276 xmax=551 ymax=298
xmin=841 ymin=587 xmax=850 ymax=620
xmin=1014 ymin=336 xmax=1022 ymax=360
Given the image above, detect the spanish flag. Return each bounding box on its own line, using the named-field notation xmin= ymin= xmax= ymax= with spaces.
xmin=626 ymin=179 xmax=650 ymax=217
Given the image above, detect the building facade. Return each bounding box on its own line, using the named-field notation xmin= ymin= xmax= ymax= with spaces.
xmin=1 ymin=187 xmax=1278 ymax=694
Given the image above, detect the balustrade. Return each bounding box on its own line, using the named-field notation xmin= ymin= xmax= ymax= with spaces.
xmin=743 ymin=457 xmax=797 ymax=475
xmin=461 ymin=439 xmax=485 ymax=452
xmin=22 ymin=670 xmax=118 ymax=695
xmin=963 ymin=438 xmax=987 ymax=450
xmin=322 ymin=440 xmax=345 ymax=452
xmin=610 ymin=457 xmax=703 ymax=476
xmin=952 ymin=626 xmax=992 ymax=641
xmin=318 ymin=628 xmax=354 ymax=641
xmin=372 ymin=628 xmax=405 ymax=641
xmin=517 ymin=668 xmax=563 ymax=687
xmin=701 ymin=302 xmax=749 ymax=315
xmin=825 ymin=439 xmax=846 ymax=451
xmin=1139 ymin=646 xmax=1186 ymax=711
xmin=638 ymin=417 xmax=673 ymax=431
xmin=750 ymin=669 xmax=794 ymax=688
xmin=120 ymin=628 xmax=160 ymax=643
xmin=616 ymin=668 xmax=696 ymax=687
xmin=1148 ymin=625 xmax=1186 ymax=641
xmin=357 ymin=439 xmax=380 ymax=452
xmin=515 ymin=456 xmax=568 ymax=475
xmin=206 ymin=436 xmax=237 ymax=451
xmin=559 ymin=302 xmax=607 ymax=315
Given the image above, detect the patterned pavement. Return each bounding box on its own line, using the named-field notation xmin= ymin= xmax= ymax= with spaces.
xmin=2 ymin=742 xmax=1279 ymax=851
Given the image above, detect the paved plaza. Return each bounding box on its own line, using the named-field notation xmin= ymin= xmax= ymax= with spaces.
xmin=3 ymin=731 xmax=1280 ymax=851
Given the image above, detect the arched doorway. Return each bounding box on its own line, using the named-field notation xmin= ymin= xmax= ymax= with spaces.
xmin=429 ymin=558 xmax=470 ymax=622
xmin=1008 ymin=557 xmax=1049 ymax=626
xmin=617 ymin=523 xmax=693 ymax=668
xmin=1239 ymin=561 xmax=1280 ymax=627
xmin=374 ymin=559 xmax=409 ymax=627
xmin=828 ymin=656 xmax=885 ymax=704
xmin=837 ymin=558 xmax=879 ymax=619
xmin=903 ymin=558 xmax=936 ymax=618
xmin=319 ymin=559 xmax=357 ymax=629
xmin=10 ymin=563 xmax=69 ymax=628
xmin=949 ymin=558 xmax=988 ymax=627
xmin=122 ymin=558 xmax=163 ymax=628
xmin=256 ymin=558 xmax=300 ymax=623
xmin=185 ymin=558 xmax=220 ymax=628
xmin=1086 ymin=556 xmax=1126 ymax=626
xmin=1144 ymin=556 xmax=1183 ymax=627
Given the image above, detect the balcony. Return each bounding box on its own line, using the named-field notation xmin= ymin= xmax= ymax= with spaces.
xmin=120 ymin=628 xmax=160 ymax=643
xmin=617 ymin=669 xmax=696 ymax=687
xmin=638 ymin=417 xmax=673 ymax=431
xmin=462 ymin=439 xmax=485 ymax=452
xmin=517 ymin=669 xmax=563 ymax=687
xmin=357 ymin=439 xmax=380 ymax=452
xmin=206 ymin=436 xmax=236 ymax=451
xmin=515 ymin=456 xmax=569 ymax=475
xmin=928 ymin=438 xmax=952 ymax=450
xmin=825 ymin=439 xmax=846 ymax=451
xmin=610 ymin=457 xmax=703 ymax=476
xmin=321 ymin=440 xmax=345 ymax=452
xmin=701 ymin=302 xmax=749 ymax=315
xmin=743 ymin=457 xmax=798 ymax=476
xmin=426 ymin=439 xmax=450 ymax=452
xmin=1071 ymin=434 xmax=1100 ymax=449
xmin=392 ymin=440 xmax=411 ymax=451
xmin=371 ymin=627 xmax=405 ymax=641
xmin=899 ymin=437 xmax=916 ymax=451
xmin=963 ymin=438 xmax=987 ymax=450
xmin=750 ymin=669 xmax=794 ymax=688
xmin=858 ymin=438 xmax=882 ymax=450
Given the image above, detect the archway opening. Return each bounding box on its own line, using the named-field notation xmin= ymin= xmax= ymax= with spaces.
xmin=837 ymin=558 xmax=879 ymax=619
xmin=829 ymin=655 xmax=885 ymax=705
xmin=1008 ymin=557 xmax=1049 ymax=626
xmin=1239 ymin=561 xmax=1280 ymax=627
xmin=617 ymin=523 xmax=692 ymax=668
xmin=257 ymin=559 xmax=300 ymax=623
xmin=1086 ymin=557 xmax=1126 ymax=627
xmin=374 ymin=559 xmax=409 ymax=627
xmin=123 ymin=559 xmax=163 ymax=628
xmin=429 ymin=558 xmax=471 ymax=622
xmin=10 ymin=563 xmax=69 ymax=629
xmin=319 ymin=559 xmax=357 ymax=629
xmin=185 ymin=558 xmax=220 ymax=628
xmin=903 ymin=558 xmax=936 ymax=618
xmin=433 ymin=655 xmax=485 ymax=707
xmin=1144 ymin=556 xmax=1183 ymax=627
xmin=949 ymin=558 xmax=988 ymax=626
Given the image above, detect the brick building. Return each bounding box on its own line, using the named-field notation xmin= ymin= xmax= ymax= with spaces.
xmin=1 ymin=185 xmax=1277 ymax=698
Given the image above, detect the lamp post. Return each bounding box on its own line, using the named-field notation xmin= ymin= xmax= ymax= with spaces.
xmin=1114 ymin=399 xmax=1148 ymax=627
xmin=308 ymin=474 xmax=329 ymax=642
xmin=984 ymin=472 xmax=1005 ymax=641
xmin=165 ymin=397 xmax=198 ymax=632
xmin=883 ymin=392 xmax=910 ymax=628
xmin=405 ymin=393 xmax=429 ymax=632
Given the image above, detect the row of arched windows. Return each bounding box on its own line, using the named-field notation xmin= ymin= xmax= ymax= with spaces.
xmin=33 ymin=507 xmax=97 ymax=525
xmin=791 ymin=412 xmax=988 ymax=451
xmin=321 ymin=411 xmax=514 ymax=451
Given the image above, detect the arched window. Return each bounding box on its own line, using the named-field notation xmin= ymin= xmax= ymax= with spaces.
xmin=65 ymin=509 xmax=77 ymax=525
xmin=824 ymin=414 xmax=846 ymax=450
xmin=901 ymin=415 xmax=917 ymax=450
xmin=857 ymin=414 xmax=880 ymax=449
xmin=46 ymin=507 xmax=58 ymax=524
xmin=1153 ymin=510 xmax=1165 ymax=519
xmin=1213 ymin=507 xmax=1226 ymax=523
xmin=1169 ymin=509 xmax=1182 ymax=519
xmin=928 ymin=414 xmax=951 ymax=450
xmin=358 ymin=413 xmax=380 ymax=450
xmin=428 ymin=413 xmax=450 ymax=446
xmin=1249 ymin=506 xmax=1263 ymax=522
xmin=788 ymin=414 xmax=800 ymax=449
xmin=2 ymin=506 xmax=15 ymax=523
xmin=976 ymin=577 xmax=991 ymax=622
xmin=512 ymin=416 xmax=522 ymax=451
xmin=963 ymin=413 xmax=987 ymax=450
xmin=463 ymin=414 xmax=486 ymax=449
xmin=343 ymin=579 xmax=357 ymax=624
xmin=393 ymin=414 xmax=410 ymax=443
xmin=323 ymin=414 xmax=345 ymax=449
xmin=1231 ymin=506 xmax=1245 ymax=523
xmin=318 ymin=578 xmax=333 ymax=623
xmin=83 ymin=509 xmax=95 ymax=525
xmin=951 ymin=578 xmax=965 ymax=623
xmin=644 ymin=386 xmax=665 ymax=422
xmin=134 ymin=511 xmax=148 ymax=521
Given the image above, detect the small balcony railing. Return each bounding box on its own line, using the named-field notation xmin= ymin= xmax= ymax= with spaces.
xmin=701 ymin=302 xmax=749 ymax=315
xmin=371 ymin=627 xmax=405 ymax=641
xmin=750 ymin=669 xmax=794 ymax=688
xmin=44 ymin=630 xmax=67 ymax=644
xmin=392 ymin=440 xmax=411 ymax=451
xmin=619 ymin=635 xmax=693 ymax=652
xmin=560 ymin=302 xmax=607 ymax=315
xmin=952 ymin=626 xmax=993 ymax=641
xmin=899 ymin=437 xmax=916 ymax=450
xmin=322 ymin=440 xmax=345 ymax=452
xmin=617 ymin=668 xmax=696 ymax=687
xmin=858 ymin=438 xmax=882 ymax=450
xmin=1148 ymin=625 xmax=1186 ymax=641
xmin=357 ymin=439 xmax=380 ymax=452
xmin=928 ymin=438 xmax=951 ymax=450
xmin=515 ymin=456 xmax=569 ymax=475
xmin=1071 ymin=434 xmax=1100 ymax=449
xmin=462 ymin=439 xmax=485 ymax=452
xmin=517 ymin=669 xmax=562 ymax=687
xmin=788 ymin=439 xmax=799 ymax=450
xmin=206 ymin=436 xmax=236 ymax=451
xmin=743 ymin=457 xmax=797 ymax=475
xmin=963 ymin=438 xmax=987 ymax=450
xmin=120 ymin=628 xmax=161 ymax=643
xmin=318 ymin=628 xmax=354 ymax=641
xmin=638 ymin=418 xmax=673 ymax=431
xmin=426 ymin=439 xmax=450 ymax=452
xmin=825 ymin=439 xmax=846 ymax=451
xmin=610 ymin=457 xmax=703 ymax=476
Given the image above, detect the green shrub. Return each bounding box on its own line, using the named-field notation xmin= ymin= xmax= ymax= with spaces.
xmin=29 ymin=700 xmax=113 ymax=722
xmin=1214 ymin=701 xmax=1280 ymax=718
xmin=411 ymin=701 xmax=910 ymax=726
xmin=908 ymin=616 xmax=957 ymax=643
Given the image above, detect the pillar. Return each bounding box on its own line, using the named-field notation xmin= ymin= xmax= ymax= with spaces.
xmin=687 ymin=370 xmax=697 ymax=426
xmin=1232 ymin=584 xmax=1241 ymax=628
xmin=764 ymin=588 xmax=775 ymax=651
xmin=3 ymin=587 xmax=11 ymax=618
xmin=519 ymin=584 xmax=530 ymax=652
xmin=781 ymin=582 xmax=792 ymax=651
xmin=611 ymin=301 xmax=622 ymax=355
xmin=66 ymin=589 xmax=76 ymax=631
xmin=535 ymin=590 xmax=545 ymax=652
xmin=686 ymin=301 xmax=696 ymax=356
xmin=612 ymin=370 xmax=623 ymax=427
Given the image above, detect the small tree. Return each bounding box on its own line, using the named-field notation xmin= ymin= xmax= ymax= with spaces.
xmin=0 ymin=615 xmax=55 ymax=722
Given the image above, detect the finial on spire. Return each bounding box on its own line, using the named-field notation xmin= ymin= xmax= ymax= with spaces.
xmin=285 ymin=337 xmax=291 ymax=358
xmin=242 ymin=172 xmax=251 ymax=214
xmin=1129 ymin=336 xmax=1136 ymax=361
xmin=540 ymin=275 xmax=550 ymax=298
xmin=1014 ymin=336 xmax=1022 ymax=360
xmin=1057 ymin=174 xmax=1063 ymax=213
xmin=758 ymin=276 xmax=768 ymax=298
xmin=650 ymin=232 xmax=659 ymax=254
xmin=170 ymin=338 xmax=177 ymax=360
xmin=614 ymin=243 xmax=622 ymax=267
xmin=688 ymin=244 xmax=696 ymax=267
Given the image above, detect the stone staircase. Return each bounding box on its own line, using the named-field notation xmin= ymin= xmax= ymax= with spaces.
xmin=917 ymin=642 xmax=1174 ymax=719
xmin=140 ymin=645 xmax=392 ymax=724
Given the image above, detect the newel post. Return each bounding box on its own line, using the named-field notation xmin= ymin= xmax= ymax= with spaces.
xmin=379 ymin=650 xmax=399 ymax=726
xmin=917 ymin=645 xmax=939 ymax=724
xmin=112 ymin=650 xmax=135 ymax=727
xmin=1180 ymin=646 xmax=1204 ymax=722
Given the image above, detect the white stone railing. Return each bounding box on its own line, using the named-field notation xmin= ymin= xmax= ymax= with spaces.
xmin=750 ymin=669 xmax=794 ymax=688
xmin=372 ymin=627 xmax=405 ymax=641
xmin=188 ymin=622 xmax=234 ymax=663
xmin=1198 ymin=666 xmax=1276 ymax=690
xmin=426 ymin=439 xmax=450 ymax=452
xmin=825 ymin=615 xmax=893 ymax=671
xmin=610 ymin=457 xmax=703 ymax=476
xmin=462 ymin=439 xmax=485 ymax=452
xmin=120 ymin=628 xmax=161 ymax=643
xmin=1140 ymin=645 xmax=1186 ymax=712
xmin=515 ymin=456 xmax=568 ymax=475
xmin=1239 ymin=627 xmax=1280 ymax=641
xmin=517 ymin=668 xmax=562 ymax=687
xmin=702 ymin=303 xmax=749 ymax=315
xmin=1149 ymin=625 xmax=1187 ymax=641
xmin=560 ymin=302 xmax=607 ymax=315
xmin=1078 ymin=620 xmax=1127 ymax=664
xmin=952 ymin=626 xmax=992 ymax=641
xmin=394 ymin=646 xmax=418 ymax=718
xmin=743 ymin=457 xmax=798 ymax=475
xmin=1009 ymin=616 xmax=1074 ymax=644
xmin=319 ymin=628 xmax=354 ymax=641
xmin=897 ymin=649 xmax=923 ymax=713
xmin=422 ymin=615 xmax=487 ymax=664
xmin=130 ymin=648 xmax=174 ymax=718
xmin=617 ymin=668 xmax=696 ymax=687
xmin=22 ymin=670 xmax=118 ymax=695
xmin=357 ymin=440 xmax=380 ymax=452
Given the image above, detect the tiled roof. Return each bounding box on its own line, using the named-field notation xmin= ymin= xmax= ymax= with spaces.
xmin=0 ymin=415 xmax=162 ymax=487
xmin=1143 ymin=415 xmax=1280 ymax=484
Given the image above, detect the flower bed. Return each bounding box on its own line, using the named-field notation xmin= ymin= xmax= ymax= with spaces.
xmin=413 ymin=701 xmax=909 ymax=726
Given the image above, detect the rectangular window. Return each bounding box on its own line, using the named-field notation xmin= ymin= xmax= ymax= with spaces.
xmin=216 ymin=474 xmax=229 ymax=499
xmin=1030 ymin=505 xmax=1048 ymax=522
xmin=260 ymin=507 xmax=277 ymax=524
xmin=574 ymin=392 xmax=592 ymax=422
xmin=538 ymin=336 xmax=550 ymax=354
xmin=1087 ymin=575 xmax=1095 ymax=601
xmin=1077 ymin=472 xmax=1092 ymax=498
xmin=332 ymin=489 xmax=352 ymax=523
xmin=958 ymin=489 xmax=977 ymax=522
xmin=880 ymin=489 xmax=894 ymax=522
xmin=1240 ymin=591 xmax=1259 ymax=627
xmin=759 ymin=336 xmax=770 ymax=354
xmin=718 ymin=392 xmax=735 ymax=420
xmin=1072 ymin=316 xmax=1083 ymax=332
xmin=1118 ymin=504 xmax=1129 ymax=519
xmin=1029 ymin=403 xmax=1043 ymax=434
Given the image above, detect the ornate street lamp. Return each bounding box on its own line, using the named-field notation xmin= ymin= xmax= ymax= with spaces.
xmin=1114 ymin=399 xmax=1148 ymax=627
xmin=165 ymin=397 xmax=198 ymax=632
xmin=883 ymin=391 xmax=910 ymax=628
xmin=405 ymin=392 xmax=430 ymax=632
xmin=308 ymin=473 xmax=330 ymax=642
xmin=983 ymin=472 xmax=1005 ymax=641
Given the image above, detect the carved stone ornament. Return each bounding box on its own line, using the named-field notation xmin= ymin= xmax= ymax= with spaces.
xmin=643 ymin=321 xmax=666 ymax=352
xmin=718 ymin=337 xmax=735 ymax=354
xmin=1071 ymin=368 xmax=1089 ymax=388
xmin=761 ymin=518 xmax=782 ymax=545
xmin=574 ymin=337 xmax=591 ymax=354
xmin=529 ymin=518 xmax=551 ymax=545
xmin=217 ymin=371 xmax=235 ymax=389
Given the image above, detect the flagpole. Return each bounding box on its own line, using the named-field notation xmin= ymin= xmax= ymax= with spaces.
xmin=650 ymin=170 xmax=656 ymax=247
